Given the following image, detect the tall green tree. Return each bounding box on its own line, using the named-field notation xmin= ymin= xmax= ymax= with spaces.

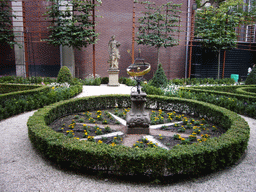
xmin=195 ymin=0 xmax=246 ymax=79
xmin=0 ymin=0 xmax=16 ymax=48
xmin=45 ymin=0 xmax=102 ymax=49
xmin=135 ymin=1 xmax=182 ymax=66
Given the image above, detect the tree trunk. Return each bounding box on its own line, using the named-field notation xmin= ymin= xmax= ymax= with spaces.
xmin=157 ymin=47 xmax=160 ymax=66
xmin=217 ymin=50 xmax=221 ymax=79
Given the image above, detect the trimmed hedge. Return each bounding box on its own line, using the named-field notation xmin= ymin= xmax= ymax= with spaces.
xmin=183 ymin=85 xmax=256 ymax=103
xmin=0 ymin=84 xmax=82 ymax=120
xmin=27 ymin=95 xmax=249 ymax=178
xmin=236 ymin=87 xmax=256 ymax=96
xmin=0 ymin=83 xmax=41 ymax=94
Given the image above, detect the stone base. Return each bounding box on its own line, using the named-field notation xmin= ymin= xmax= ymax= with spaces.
xmin=126 ymin=127 xmax=150 ymax=134
xmin=108 ymin=69 xmax=120 ymax=86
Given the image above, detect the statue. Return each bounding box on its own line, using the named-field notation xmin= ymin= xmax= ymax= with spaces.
xmin=108 ymin=35 xmax=121 ymax=69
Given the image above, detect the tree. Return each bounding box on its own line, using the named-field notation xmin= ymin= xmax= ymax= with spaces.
xmin=0 ymin=0 xmax=16 ymax=48
xmin=45 ymin=0 xmax=102 ymax=49
xmin=135 ymin=1 xmax=182 ymax=66
xmin=57 ymin=66 xmax=73 ymax=84
xmin=149 ymin=63 xmax=168 ymax=88
xmin=194 ymin=0 xmax=246 ymax=79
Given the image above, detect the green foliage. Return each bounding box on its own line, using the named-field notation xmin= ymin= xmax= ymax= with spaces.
xmin=0 ymin=84 xmax=82 ymax=120
xmin=82 ymin=77 xmax=101 ymax=85
xmin=0 ymin=0 xmax=17 ymax=48
xmin=57 ymin=66 xmax=73 ymax=84
xmin=245 ymin=67 xmax=256 ymax=85
xmin=171 ymin=85 xmax=256 ymax=118
xmin=195 ymin=0 xmax=245 ymax=79
xmin=27 ymin=95 xmax=249 ymax=178
xmin=149 ymin=64 xmax=168 ymax=88
xmin=0 ymin=83 xmax=40 ymax=94
xmin=195 ymin=0 xmax=243 ymax=51
xmin=136 ymin=1 xmax=182 ymax=65
xmin=45 ymin=0 xmax=102 ymax=49
xmin=141 ymin=84 xmax=164 ymax=95
xmin=0 ymin=76 xmax=56 ymax=84
xmin=101 ymin=77 xmax=109 ymax=84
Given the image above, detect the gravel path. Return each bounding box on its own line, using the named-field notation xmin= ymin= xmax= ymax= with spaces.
xmin=1 ymin=85 xmax=256 ymax=191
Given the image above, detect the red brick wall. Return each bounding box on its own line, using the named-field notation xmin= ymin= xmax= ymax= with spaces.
xmin=75 ymin=0 xmax=189 ymax=79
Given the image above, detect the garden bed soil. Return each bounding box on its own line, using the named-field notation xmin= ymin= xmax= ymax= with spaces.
xmin=49 ymin=109 xmax=225 ymax=149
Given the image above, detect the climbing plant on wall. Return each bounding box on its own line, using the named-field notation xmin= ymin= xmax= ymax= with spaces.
xmin=135 ymin=0 xmax=182 ymax=66
xmin=45 ymin=0 xmax=102 ymax=49
xmin=0 ymin=0 xmax=16 ymax=48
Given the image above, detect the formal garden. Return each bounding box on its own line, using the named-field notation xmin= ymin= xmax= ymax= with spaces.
xmin=1 ymin=62 xmax=255 ymax=182
xmin=1 ymin=0 xmax=256 ymax=185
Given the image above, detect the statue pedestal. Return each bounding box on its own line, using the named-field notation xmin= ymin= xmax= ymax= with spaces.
xmin=108 ymin=69 xmax=120 ymax=86
xmin=126 ymin=92 xmax=150 ymax=134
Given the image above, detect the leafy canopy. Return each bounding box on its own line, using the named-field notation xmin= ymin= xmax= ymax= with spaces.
xmin=0 ymin=0 xmax=17 ymax=48
xmin=194 ymin=0 xmax=245 ymax=51
xmin=45 ymin=0 xmax=102 ymax=49
xmin=136 ymin=1 xmax=182 ymax=49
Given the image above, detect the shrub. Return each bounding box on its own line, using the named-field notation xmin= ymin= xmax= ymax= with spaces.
xmin=149 ymin=63 xmax=168 ymax=88
xmin=101 ymin=77 xmax=109 ymax=84
xmin=27 ymin=95 xmax=249 ymax=178
xmin=57 ymin=66 xmax=73 ymax=85
xmin=142 ymin=84 xmax=164 ymax=95
xmin=245 ymin=67 xmax=256 ymax=85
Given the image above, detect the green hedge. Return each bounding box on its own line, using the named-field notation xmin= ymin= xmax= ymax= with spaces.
xmin=0 ymin=84 xmax=82 ymax=120
xmin=27 ymin=95 xmax=249 ymax=178
xmin=236 ymin=87 xmax=256 ymax=96
xmin=183 ymin=85 xmax=256 ymax=103
xmin=0 ymin=83 xmax=41 ymax=94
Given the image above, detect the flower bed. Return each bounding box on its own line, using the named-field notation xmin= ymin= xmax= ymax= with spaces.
xmin=48 ymin=108 xmax=224 ymax=149
xmin=27 ymin=95 xmax=250 ymax=178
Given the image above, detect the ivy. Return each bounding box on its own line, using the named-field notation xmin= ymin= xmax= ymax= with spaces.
xmin=135 ymin=1 xmax=182 ymax=65
xmin=0 ymin=0 xmax=17 ymax=48
xmin=45 ymin=0 xmax=102 ymax=49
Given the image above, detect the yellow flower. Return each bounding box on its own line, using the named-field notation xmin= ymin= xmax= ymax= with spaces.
xmin=74 ymin=137 xmax=79 ymax=140
xmin=83 ymin=124 xmax=87 ymax=127
xmin=181 ymin=138 xmax=185 ymax=141
xmin=159 ymin=134 xmax=162 ymax=137
xmin=51 ymin=87 xmax=55 ymax=90
xmin=98 ymin=140 xmax=103 ymax=144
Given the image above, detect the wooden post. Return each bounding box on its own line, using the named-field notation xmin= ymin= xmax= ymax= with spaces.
xmin=132 ymin=2 xmax=136 ymax=64
xmin=93 ymin=0 xmax=96 ymax=78
xmin=188 ymin=8 xmax=195 ymax=78
xmin=22 ymin=1 xmax=29 ymax=78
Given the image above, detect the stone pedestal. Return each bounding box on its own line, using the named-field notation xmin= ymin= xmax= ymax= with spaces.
xmin=108 ymin=69 xmax=120 ymax=86
xmin=126 ymin=92 xmax=150 ymax=134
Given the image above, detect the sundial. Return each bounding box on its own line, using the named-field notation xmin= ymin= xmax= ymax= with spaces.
xmin=125 ymin=53 xmax=151 ymax=134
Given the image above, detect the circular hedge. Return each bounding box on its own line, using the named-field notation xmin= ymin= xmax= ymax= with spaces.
xmin=27 ymin=95 xmax=250 ymax=177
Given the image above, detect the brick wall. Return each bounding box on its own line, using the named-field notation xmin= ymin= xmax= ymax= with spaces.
xmin=76 ymin=0 xmax=189 ymax=79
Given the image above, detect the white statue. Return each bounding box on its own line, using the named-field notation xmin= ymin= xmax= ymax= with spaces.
xmin=108 ymin=35 xmax=121 ymax=69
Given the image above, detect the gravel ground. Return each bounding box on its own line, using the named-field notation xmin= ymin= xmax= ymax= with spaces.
xmin=0 ymin=85 xmax=256 ymax=192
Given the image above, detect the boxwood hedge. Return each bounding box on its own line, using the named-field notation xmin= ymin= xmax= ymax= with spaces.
xmin=183 ymin=85 xmax=256 ymax=103
xmin=27 ymin=95 xmax=250 ymax=177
